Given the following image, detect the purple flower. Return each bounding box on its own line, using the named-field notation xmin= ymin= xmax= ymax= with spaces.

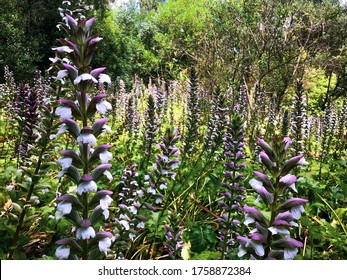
xmin=243 ymin=205 xmax=268 ymax=226
xmin=280 ymin=198 xmax=308 ymax=219
xmin=76 ymin=220 xmax=96 ymax=240
xmin=279 ymin=174 xmax=297 ymax=192
xmin=77 ymin=174 xmax=97 ymax=195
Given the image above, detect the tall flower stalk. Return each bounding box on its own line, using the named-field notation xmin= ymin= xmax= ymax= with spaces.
xmin=141 ymin=94 xmax=158 ymax=170
xmin=237 ymin=136 xmax=308 ymax=260
xmin=204 ymin=90 xmax=228 ymax=155
xmin=217 ymin=113 xmax=246 ymax=259
xmin=290 ymin=79 xmax=306 ymax=155
xmin=183 ymin=70 xmax=200 ymax=158
xmin=53 ymin=11 xmax=113 ymax=260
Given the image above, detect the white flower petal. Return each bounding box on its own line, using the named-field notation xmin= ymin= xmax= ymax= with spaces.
xmin=237 ymin=245 xmax=247 ymax=257
xmin=102 ymin=209 xmax=110 ymax=219
xmin=77 ymin=180 xmax=97 ymax=195
xmin=244 ymin=213 xmax=255 ymax=225
xmin=56 ymin=70 xmax=68 ymax=81
xmin=56 ymin=201 xmax=72 ymax=220
xmin=74 ymin=73 xmax=98 ymax=85
xmin=248 ymin=240 xmax=264 ymax=257
xmin=291 ymin=205 xmax=304 ymax=219
xmin=284 ymin=248 xmax=298 ymax=260
xmin=96 ymin=100 xmax=112 ymax=115
xmin=249 ymin=178 xmax=263 ymax=191
xmin=268 ymin=226 xmax=290 ymax=236
xmin=128 ymin=206 xmax=138 ymax=214
xmin=98 ymin=73 xmax=111 ymax=85
xmin=77 ymin=133 xmax=97 ymax=146
xmin=100 ymin=150 xmax=113 ymax=164
xmin=55 ymin=106 xmax=72 ymax=119
xmin=289 ymin=183 xmax=298 ymax=192
xmin=298 ymin=157 xmax=309 ymax=165
xmin=103 ymin=124 xmax=112 ymax=134
xmin=55 ymin=245 xmax=70 ymax=259
xmin=119 ymin=220 xmax=130 ymax=230
xmin=100 ymin=195 xmax=113 ymax=210
xmin=137 ymin=190 xmax=144 ymax=198
xmin=98 ymin=238 xmax=112 ymax=255
xmin=129 ymin=233 xmax=136 ymax=240
xmin=147 ymin=187 xmax=156 ymax=194
xmin=76 ymin=226 xmax=95 ymax=240
xmin=103 ymin=170 xmax=113 ymax=181
xmin=137 ymin=222 xmax=145 ymax=229
xmin=57 ymin=157 xmax=73 ymax=170
xmin=52 ymin=46 xmax=74 ymax=53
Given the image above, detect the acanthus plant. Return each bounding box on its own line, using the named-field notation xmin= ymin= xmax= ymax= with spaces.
xmin=6 ymin=70 xmax=56 ymax=259
xmin=217 ymin=113 xmax=246 ymax=259
xmin=237 ymin=137 xmax=308 ymax=260
xmin=183 ymin=70 xmax=201 ymax=159
xmin=290 ymin=79 xmax=307 ymax=156
xmin=144 ymin=128 xmax=181 ymax=259
xmin=203 ymin=90 xmax=228 ymax=156
xmin=52 ymin=11 xmax=114 ymax=260
xmin=141 ymin=94 xmax=159 ymax=170
xmin=109 ymin=128 xmax=181 ymax=259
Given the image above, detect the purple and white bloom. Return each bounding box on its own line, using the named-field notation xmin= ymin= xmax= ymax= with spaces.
xmin=280 ymin=198 xmax=308 ymax=219
xmin=237 ymin=235 xmax=265 ymax=257
xmin=56 ymin=70 xmax=68 ymax=82
xmin=99 ymin=150 xmax=113 ymax=163
xmin=155 ymin=194 xmax=164 ymax=204
xmin=57 ymin=157 xmax=73 ymax=170
xmin=77 ymin=132 xmax=97 ymax=146
xmin=243 ymin=206 xmax=267 ymax=226
xmin=119 ymin=220 xmax=130 ymax=230
xmin=55 ymin=245 xmax=70 ymax=259
xmin=52 ymin=46 xmax=74 ymax=53
xmin=128 ymin=206 xmax=138 ymax=214
xmin=272 ymin=237 xmax=303 ymax=260
xmin=268 ymin=226 xmax=290 ymax=236
xmin=137 ymin=222 xmax=145 ymax=229
xmin=77 ymin=174 xmax=97 ymax=195
xmin=56 ymin=201 xmax=72 ymax=221
xmin=98 ymin=74 xmax=111 ymax=85
xmin=74 ymin=73 xmax=98 ymax=85
xmin=76 ymin=220 xmax=96 ymax=240
xmin=96 ymin=100 xmax=112 ymax=115
xmin=280 ymin=174 xmax=297 ymax=192
xmin=98 ymin=237 xmax=112 ymax=255
xmin=147 ymin=187 xmax=156 ymax=194
xmin=100 ymin=195 xmax=113 ymax=210
xmin=76 ymin=226 xmax=96 ymax=240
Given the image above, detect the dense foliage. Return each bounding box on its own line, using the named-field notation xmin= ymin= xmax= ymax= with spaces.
xmin=0 ymin=0 xmax=346 ymax=260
